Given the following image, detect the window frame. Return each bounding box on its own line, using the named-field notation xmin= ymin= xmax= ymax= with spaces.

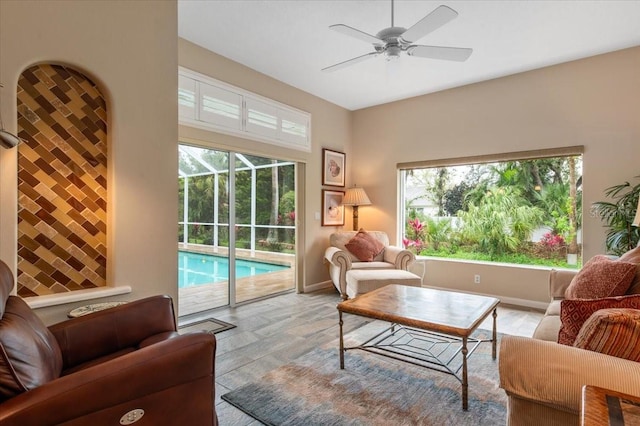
xmin=397 ymin=146 xmax=584 ymax=267
xmin=179 ymin=67 xmax=311 ymax=152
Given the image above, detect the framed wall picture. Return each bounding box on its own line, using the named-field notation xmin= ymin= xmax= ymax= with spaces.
xmin=322 ymin=148 xmax=345 ymax=187
xmin=322 ymin=189 xmax=345 ymax=226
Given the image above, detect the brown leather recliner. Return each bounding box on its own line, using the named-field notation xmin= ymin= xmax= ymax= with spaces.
xmin=0 ymin=260 xmax=218 ymax=425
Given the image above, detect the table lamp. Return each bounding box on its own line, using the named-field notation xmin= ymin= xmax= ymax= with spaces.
xmin=342 ymin=186 xmax=372 ymax=231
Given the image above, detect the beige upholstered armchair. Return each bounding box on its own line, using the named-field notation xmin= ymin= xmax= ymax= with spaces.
xmin=324 ymin=230 xmax=418 ymax=299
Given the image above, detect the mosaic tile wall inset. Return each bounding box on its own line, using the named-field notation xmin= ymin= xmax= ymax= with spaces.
xmin=16 ymin=64 xmax=107 ymax=297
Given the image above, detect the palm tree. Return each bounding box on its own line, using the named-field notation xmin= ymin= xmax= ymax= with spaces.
xmin=593 ymin=178 xmax=640 ymax=255
xmin=459 ymin=187 xmax=544 ymax=258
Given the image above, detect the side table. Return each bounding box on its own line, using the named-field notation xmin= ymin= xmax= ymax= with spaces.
xmin=581 ymin=385 xmax=640 ymax=426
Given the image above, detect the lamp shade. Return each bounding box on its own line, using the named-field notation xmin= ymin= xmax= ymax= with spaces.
xmin=342 ymin=187 xmax=372 ymax=206
xmin=633 ymin=198 xmax=640 ymax=227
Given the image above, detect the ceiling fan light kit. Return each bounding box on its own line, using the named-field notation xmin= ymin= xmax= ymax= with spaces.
xmin=323 ymin=2 xmax=472 ymax=72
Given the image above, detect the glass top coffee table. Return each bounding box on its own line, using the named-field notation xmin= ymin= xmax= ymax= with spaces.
xmin=337 ymin=284 xmax=499 ymax=410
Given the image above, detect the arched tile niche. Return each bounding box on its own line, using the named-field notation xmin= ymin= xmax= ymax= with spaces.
xmin=16 ymin=64 xmax=107 ymax=297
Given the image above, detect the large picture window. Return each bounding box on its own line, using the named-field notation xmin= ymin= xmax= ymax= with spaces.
xmin=400 ymin=149 xmax=583 ymax=268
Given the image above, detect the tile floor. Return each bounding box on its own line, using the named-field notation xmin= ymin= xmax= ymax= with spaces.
xmin=205 ymin=288 xmax=545 ymax=425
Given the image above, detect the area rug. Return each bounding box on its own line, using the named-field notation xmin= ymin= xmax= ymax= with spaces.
xmin=178 ymin=318 xmax=235 ymax=334
xmin=222 ymin=325 xmax=505 ymax=425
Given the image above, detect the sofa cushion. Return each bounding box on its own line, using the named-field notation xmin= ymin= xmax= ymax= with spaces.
xmin=345 ymin=229 xmax=385 ymax=262
xmin=545 ymin=299 xmax=562 ymax=316
xmin=558 ymin=294 xmax=640 ymax=345
xmin=573 ymin=308 xmax=640 ymax=362
xmin=532 ymin=313 xmax=562 ymax=342
xmin=351 ymin=261 xmax=395 ymax=270
xmin=620 ymin=245 xmax=640 ymax=294
xmin=564 ymin=255 xmax=636 ymax=299
xmin=0 ymin=296 xmax=63 ymax=402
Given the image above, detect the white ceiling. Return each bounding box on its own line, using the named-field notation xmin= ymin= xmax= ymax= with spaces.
xmin=178 ymin=1 xmax=640 ymax=111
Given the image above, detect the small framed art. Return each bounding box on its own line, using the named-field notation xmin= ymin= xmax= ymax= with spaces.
xmin=322 ymin=189 xmax=345 ymax=226
xmin=322 ymin=148 xmax=345 ymax=187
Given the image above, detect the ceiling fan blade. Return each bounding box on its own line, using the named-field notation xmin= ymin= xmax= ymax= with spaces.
xmin=322 ymin=52 xmax=380 ymax=73
xmin=408 ymin=45 xmax=472 ymax=62
xmin=329 ymin=24 xmax=381 ymax=45
xmin=400 ymin=5 xmax=458 ymax=43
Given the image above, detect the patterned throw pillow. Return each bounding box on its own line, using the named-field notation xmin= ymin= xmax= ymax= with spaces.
xmin=573 ymin=308 xmax=640 ymax=362
xmin=345 ymin=229 xmax=385 ymax=262
xmin=620 ymin=246 xmax=640 ymax=294
xmin=564 ymin=255 xmax=636 ymax=299
xmin=558 ymin=294 xmax=640 ymax=345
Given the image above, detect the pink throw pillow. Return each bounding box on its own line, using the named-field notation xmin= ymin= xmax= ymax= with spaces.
xmin=620 ymin=245 xmax=640 ymax=294
xmin=564 ymin=255 xmax=636 ymax=299
xmin=345 ymin=229 xmax=385 ymax=262
xmin=558 ymin=294 xmax=640 ymax=345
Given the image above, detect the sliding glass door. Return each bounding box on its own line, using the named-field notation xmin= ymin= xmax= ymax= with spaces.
xmin=233 ymin=153 xmax=296 ymax=303
xmin=178 ymin=144 xmax=296 ymax=316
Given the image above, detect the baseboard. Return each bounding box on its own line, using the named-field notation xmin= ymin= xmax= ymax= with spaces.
xmin=304 ymin=281 xmax=548 ymax=311
xmin=304 ymin=280 xmax=333 ymax=293
xmin=495 ymin=296 xmax=548 ymax=311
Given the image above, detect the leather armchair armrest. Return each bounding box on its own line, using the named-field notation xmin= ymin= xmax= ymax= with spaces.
xmin=499 ymin=335 xmax=640 ymax=415
xmin=384 ymin=246 xmax=415 ymax=270
xmin=50 ymin=295 xmax=177 ymax=370
xmin=549 ymin=269 xmax=577 ymax=299
xmin=0 ymin=333 xmax=217 ymax=426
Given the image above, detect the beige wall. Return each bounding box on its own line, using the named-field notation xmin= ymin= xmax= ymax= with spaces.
xmin=353 ymin=47 xmax=640 ymax=304
xmin=0 ymin=1 xmax=178 ymax=323
xmin=1 ymin=1 xmax=637 ymax=317
xmin=178 ymin=39 xmax=352 ymax=293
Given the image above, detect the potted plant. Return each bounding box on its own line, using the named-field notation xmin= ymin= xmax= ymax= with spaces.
xmin=592 ymin=177 xmax=640 ymax=256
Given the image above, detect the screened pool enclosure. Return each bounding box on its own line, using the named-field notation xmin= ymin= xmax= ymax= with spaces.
xmin=178 ymin=144 xmax=296 ymax=315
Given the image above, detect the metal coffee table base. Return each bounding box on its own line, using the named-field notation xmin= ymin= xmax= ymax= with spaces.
xmin=339 ymin=310 xmax=497 ymax=410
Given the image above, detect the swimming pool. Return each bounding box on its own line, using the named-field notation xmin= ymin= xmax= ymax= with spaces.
xmin=178 ymin=251 xmax=290 ymax=288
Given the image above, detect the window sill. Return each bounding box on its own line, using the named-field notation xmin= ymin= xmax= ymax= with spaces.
xmin=24 ymin=286 xmax=132 ymax=309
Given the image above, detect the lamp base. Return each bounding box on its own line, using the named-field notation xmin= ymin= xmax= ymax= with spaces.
xmin=352 ymin=205 xmax=359 ymax=231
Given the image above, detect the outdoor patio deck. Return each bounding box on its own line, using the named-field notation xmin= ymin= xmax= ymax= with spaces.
xmin=178 ymin=243 xmax=296 ymax=316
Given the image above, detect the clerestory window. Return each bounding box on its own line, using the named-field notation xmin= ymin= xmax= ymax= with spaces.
xmin=178 ymin=67 xmax=311 ymax=152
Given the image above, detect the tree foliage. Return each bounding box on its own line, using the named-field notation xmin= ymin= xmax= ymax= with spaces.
xmin=458 ymin=187 xmax=544 ymax=258
xmin=592 ymin=178 xmax=640 ymax=255
xmin=179 ymin=148 xmax=295 ymax=250
xmin=404 ymin=156 xmax=582 ymax=265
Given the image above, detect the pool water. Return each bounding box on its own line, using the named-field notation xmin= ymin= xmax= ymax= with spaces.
xmin=178 ymin=251 xmax=289 ymax=288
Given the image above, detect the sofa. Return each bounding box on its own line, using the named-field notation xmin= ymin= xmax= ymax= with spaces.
xmin=0 ymin=259 xmax=219 ymax=426
xmin=324 ymin=230 xmax=419 ymax=300
xmin=499 ymin=246 xmax=640 ymax=425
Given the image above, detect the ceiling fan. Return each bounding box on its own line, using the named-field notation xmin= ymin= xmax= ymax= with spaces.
xmin=322 ymin=1 xmax=472 ymax=72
